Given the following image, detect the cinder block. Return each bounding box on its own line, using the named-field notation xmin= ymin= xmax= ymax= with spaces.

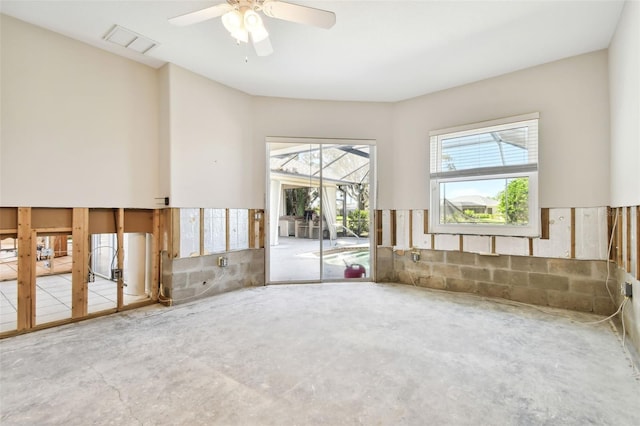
xmin=171 ymin=272 xmax=188 ymax=289
xmin=460 ymin=266 xmax=490 ymax=281
xmin=548 ymin=259 xmax=592 ymax=277
xmin=591 ymin=260 xmax=613 ymax=281
xmin=445 ymin=251 xmax=477 ymax=266
xmin=397 ymin=270 xmax=419 ymax=285
xmin=511 ymin=256 xmax=548 ymax=273
xmin=431 ymin=263 xmax=461 ymax=278
xmin=509 ymin=287 xmax=548 ymax=306
xmin=476 ymin=255 xmax=509 ymax=269
xmin=172 ymin=256 xmax=202 ymax=273
xmin=418 ymin=275 xmax=446 ymax=290
xmin=529 ymin=273 xmax=569 ymax=291
xmin=419 ymin=250 xmax=445 ymax=263
xmin=477 ymin=282 xmax=512 ymax=299
xmin=492 ymin=269 xmax=529 ymax=287
xmin=445 ymin=278 xmax=477 ymax=293
xmin=570 ymin=279 xmax=611 ymax=297
xmin=547 ymin=291 xmax=593 ymax=313
xmin=593 ymin=297 xmax=616 ymax=316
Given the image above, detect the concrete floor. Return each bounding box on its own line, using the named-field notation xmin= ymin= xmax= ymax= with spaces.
xmin=1 ymin=283 xmax=639 ymax=425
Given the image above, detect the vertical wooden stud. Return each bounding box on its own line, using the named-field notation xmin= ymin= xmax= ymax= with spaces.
xmin=199 ymin=208 xmax=205 ymax=256
xmin=258 ymin=210 xmax=265 ymax=249
xmin=408 ymin=210 xmax=413 ymax=248
xmin=390 ymin=210 xmax=397 ymax=247
xmin=171 ymin=208 xmax=180 ymax=259
xmin=423 ymin=210 xmax=429 ymax=234
xmin=617 ymin=208 xmax=623 ymax=266
xmin=491 ymin=236 xmax=496 ymax=254
xmin=459 ymin=235 xmax=464 ymax=252
xmin=225 ymin=208 xmax=231 ymax=252
xmin=248 ymin=209 xmax=256 ymax=249
xmin=71 ymin=208 xmax=89 ymax=318
xmin=528 ymin=238 xmax=534 ymax=256
xmin=151 ymin=209 xmax=161 ymax=301
xmin=540 ymin=208 xmax=550 ymax=240
xmin=607 ymin=207 xmax=615 ymax=262
xmin=570 ymin=207 xmax=576 ymax=259
xmin=17 ymin=208 xmax=34 ymax=331
xmin=431 ymin=234 xmax=435 ymax=250
xmin=375 ymin=210 xmax=382 ymax=246
xmin=116 ymin=208 xmax=125 ymax=310
xmin=626 ymin=206 xmax=631 ymax=272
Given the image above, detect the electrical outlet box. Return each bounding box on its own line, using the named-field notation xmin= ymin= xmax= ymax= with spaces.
xmin=217 ymin=256 xmax=228 ymax=267
xmin=88 ymin=272 xmax=95 ymax=283
xmin=111 ymin=268 xmax=123 ymax=280
xmin=411 ymin=251 xmax=420 ymax=262
xmin=621 ymin=282 xmax=632 ymax=298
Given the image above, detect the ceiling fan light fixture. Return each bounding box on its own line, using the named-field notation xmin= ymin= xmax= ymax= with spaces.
xmin=250 ymin=24 xmax=269 ymax=42
xmin=243 ymin=9 xmax=262 ymax=32
xmin=221 ymin=10 xmax=243 ymax=33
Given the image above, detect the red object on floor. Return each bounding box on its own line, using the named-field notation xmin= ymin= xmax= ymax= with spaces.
xmin=344 ymin=264 xmax=366 ymax=279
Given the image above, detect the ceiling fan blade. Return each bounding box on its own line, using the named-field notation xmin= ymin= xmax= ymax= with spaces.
xmin=168 ymin=3 xmax=233 ymax=26
xmin=262 ymin=0 xmax=336 ymax=29
xmin=252 ymin=34 xmax=274 ymax=57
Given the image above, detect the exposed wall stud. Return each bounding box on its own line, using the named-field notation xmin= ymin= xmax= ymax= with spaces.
xmin=423 ymin=210 xmax=429 ymax=234
xmin=17 ymin=208 xmax=34 ymax=331
xmin=116 ymin=208 xmax=125 ymax=310
xmin=199 ymin=208 xmax=205 ymax=256
xmin=71 ymin=208 xmax=89 ymax=318
xmin=225 ymin=209 xmax=231 ymax=252
xmin=390 ymin=210 xmax=397 ymax=246
xmin=151 ymin=209 xmax=161 ymax=301
xmin=570 ymin=207 xmax=576 ymax=259
xmin=408 ymin=210 xmax=413 ymax=248
xmin=375 ymin=210 xmax=382 ymax=246
xmin=636 ymin=206 xmax=639 ymax=280
xmin=491 ymin=236 xmax=496 ymax=254
xmin=541 ymin=208 xmax=550 ymax=240
xmin=617 ymin=208 xmax=623 ymax=266
xmin=626 ymin=206 xmax=631 ymax=273
xmin=459 ymin=235 xmax=464 ymax=252
xmin=528 ymin=238 xmax=534 ymax=256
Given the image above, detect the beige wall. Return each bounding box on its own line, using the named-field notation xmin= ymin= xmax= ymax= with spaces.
xmin=393 ymin=50 xmax=611 ymax=210
xmin=0 ymin=15 xmax=159 ymax=208
xmin=609 ymin=0 xmax=640 ymax=207
xmin=165 ymin=64 xmax=255 ymax=208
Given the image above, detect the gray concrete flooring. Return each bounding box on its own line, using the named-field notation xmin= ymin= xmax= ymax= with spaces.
xmin=1 ymin=283 xmax=639 ymax=425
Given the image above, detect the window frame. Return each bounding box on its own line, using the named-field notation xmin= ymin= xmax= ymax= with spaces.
xmin=429 ymin=113 xmax=540 ymax=237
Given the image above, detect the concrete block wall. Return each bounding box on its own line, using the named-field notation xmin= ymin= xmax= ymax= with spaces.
xmin=377 ymin=247 xmax=617 ymax=316
xmin=161 ymin=249 xmax=264 ymax=305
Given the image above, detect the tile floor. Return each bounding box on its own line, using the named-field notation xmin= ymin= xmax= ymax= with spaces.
xmin=0 ymin=274 xmax=149 ymax=333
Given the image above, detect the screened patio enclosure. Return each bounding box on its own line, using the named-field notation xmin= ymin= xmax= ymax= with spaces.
xmin=267 ymin=140 xmax=374 ymax=283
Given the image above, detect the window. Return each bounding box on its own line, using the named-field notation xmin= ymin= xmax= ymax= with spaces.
xmin=429 ymin=113 xmax=539 ymax=237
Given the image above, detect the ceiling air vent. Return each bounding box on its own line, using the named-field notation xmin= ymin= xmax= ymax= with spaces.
xmin=103 ymin=25 xmax=158 ymax=54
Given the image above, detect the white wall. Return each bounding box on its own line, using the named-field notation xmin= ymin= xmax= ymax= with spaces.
xmin=252 ymin=97 xmax=394 ymax=207
xmin=0 ymin=15 xmax=159 ymax=208
xmin=165 ymin=64 xmax=255 ymax=207
xmin=392 ymin=50 xmax=611 ymax=210
xmin=609 ymin=0 xmax=640 ymax=207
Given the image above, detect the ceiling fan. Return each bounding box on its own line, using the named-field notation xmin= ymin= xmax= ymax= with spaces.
xmin=169 ymin=0 xmax=336 ymax=57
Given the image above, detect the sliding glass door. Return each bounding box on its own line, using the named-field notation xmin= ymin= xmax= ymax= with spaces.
xmin=267 ymin=139 xmax=374 ymax=283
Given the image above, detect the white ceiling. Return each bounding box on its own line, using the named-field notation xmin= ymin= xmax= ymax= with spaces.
xmin=0 ymin=0 xmax=625 ymax=102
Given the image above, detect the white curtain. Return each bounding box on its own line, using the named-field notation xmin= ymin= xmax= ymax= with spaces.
xmin=269 ymin=180 xmax=282 ymax=246
xmin=322 ymin=186 xmax=337 ymax=240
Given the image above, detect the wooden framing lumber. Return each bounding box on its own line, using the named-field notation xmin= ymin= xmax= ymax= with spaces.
xmin=71 ymin=208 xmax=89 ymax=318
xmin=151 ymin=209 xmax=160 ymax=301
xmin=199 ymin=208 xmax=205 ymax=256
xmin=258 ymin=210 xmax=265 ymax=248
xmin=408 ymin=210 xmax=413 ymax=248
xmin=390 ymin=210 xmax=397 ymax=247
xmin=116 ymin=208 xmax=125 ymax=310
xmin=528 ymin=238 xmax=534 ymax=256
xmin=17 ymin=208 xmax=35 ymax=331
xmin=225 ymin=209 xmax=231 ymax=252
xmin=626 ymin=207 xmax=631 ymax=273
xmin=636 ymin=206 xmax=639 ymax=280
xmin=491 ymin=236 xmax=496 ymax=254
xmin=459 ymin=235 xmax=463 ymax=252
xmin=570 ymin=208 xmax=576 ymax=259
xmin=540 ymin=208 xmax=550 ymax=240
xmin=375 ymin=210 xmax=382 ymax=246
xmin=423 ymin=210 xmax=429 ymax=234
xmin=617 ymin=208 xmax=623 ymax=266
